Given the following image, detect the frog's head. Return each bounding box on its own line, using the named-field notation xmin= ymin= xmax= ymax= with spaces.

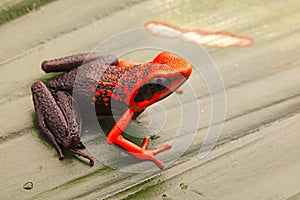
xmin=128 ymin=52 xmax=192 ymax=111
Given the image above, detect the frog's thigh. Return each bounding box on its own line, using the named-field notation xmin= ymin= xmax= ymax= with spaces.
xmin=31 ymin=81 xmax=65 ymax=159
xmin=42 ymin=52 xmax=115 ymax=72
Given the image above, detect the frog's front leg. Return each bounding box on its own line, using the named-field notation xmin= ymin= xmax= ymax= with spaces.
xmin=31 ymin=81 xmax=94 ymax=166
xmin=106 ymin=109 xmax=171 ymax=169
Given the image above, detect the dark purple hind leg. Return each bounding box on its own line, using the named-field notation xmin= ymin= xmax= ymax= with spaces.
xmin=31 ymin=82 xmax=65 ymax=160
xmin=42 ymin=52 xmax=118 ymax=73
xmin=42 ymin=53 xmax=118 ymax=93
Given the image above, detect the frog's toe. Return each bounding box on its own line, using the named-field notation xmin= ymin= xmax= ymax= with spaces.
xmin=151 ymin=143 xmax=171 ymax=155
xmin=136 ymin=143 xmax=171 ymax=169
xmin=59 ymin=154 xmax=65 ymax=160
xmin=70 ymin=149 xmax=94 ymax=166
xmin=176 ymin=87 xmax=183 ymax=94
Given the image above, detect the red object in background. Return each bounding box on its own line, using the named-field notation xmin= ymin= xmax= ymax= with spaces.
xmin=145 ymin=21 xmax=253 ymax=48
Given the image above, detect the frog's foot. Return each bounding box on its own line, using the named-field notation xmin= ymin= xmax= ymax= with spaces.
xmin=110 ymin=135 xmax=171 ymax=169
xmin=70 ymin=149 xmax=94 ymax=166
xmin=136 ymin=136 xmax=171 ymax=169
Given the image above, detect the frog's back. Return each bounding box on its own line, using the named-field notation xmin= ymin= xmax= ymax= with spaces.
xmin=73 ymin=60 xmax=137 ymax=116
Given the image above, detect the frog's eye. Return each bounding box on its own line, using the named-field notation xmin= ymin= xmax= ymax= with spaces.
xmin=149 ymin=77 xmax=170 ymax=92
xmin=134 ymin=77 xmax=170 ymax=102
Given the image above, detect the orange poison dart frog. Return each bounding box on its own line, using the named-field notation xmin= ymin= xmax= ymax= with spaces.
xmin=31 ymin=52 xmax=192 ymax=168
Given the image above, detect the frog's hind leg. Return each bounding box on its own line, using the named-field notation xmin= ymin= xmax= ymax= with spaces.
xmin=44 ymin=53 xmax=118 ymax=93
xmin=70 ymin=149 xmax=94 ymax=166
xmin=42 ymin=52 xmax=118 ymax=73
xmin=31 ymin=81 xmax=65 ymax=160
xmin=54 ymin=90 xmax=94 ymax=166
xmin=55 ymin=90 xmax=88 ymax=151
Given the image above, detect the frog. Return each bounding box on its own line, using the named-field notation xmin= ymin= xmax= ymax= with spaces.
xmin=31 ymin=52 xmax=192 ymax=168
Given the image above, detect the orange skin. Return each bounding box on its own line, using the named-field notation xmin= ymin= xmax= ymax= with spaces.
xmin=31 ymin=52 xmax=192 ymax=168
